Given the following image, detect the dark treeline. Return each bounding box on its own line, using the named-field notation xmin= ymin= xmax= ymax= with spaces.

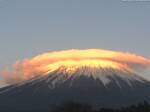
xmin=51 ymin=101 xmax=150 ymax=112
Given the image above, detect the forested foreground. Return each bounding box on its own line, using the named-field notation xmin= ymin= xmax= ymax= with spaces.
xmin=51 ymin=101 xmax=150 ymax=112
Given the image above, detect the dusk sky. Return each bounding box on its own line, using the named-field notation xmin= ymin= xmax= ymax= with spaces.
xmin=0 ymin=0 xmax=150 ymax=87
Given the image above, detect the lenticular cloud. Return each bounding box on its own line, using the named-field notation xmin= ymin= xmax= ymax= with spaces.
xmin=2 ymin=49 xmax=150 ymax=84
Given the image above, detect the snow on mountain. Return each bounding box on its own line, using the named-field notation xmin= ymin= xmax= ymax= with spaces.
xmin=33 ymin=66 xmax=147 ymax=88
xmin=0 ymin=64 xmax=150 ymax=112
xmin=1 ymin=65 xmax=146 ymax=91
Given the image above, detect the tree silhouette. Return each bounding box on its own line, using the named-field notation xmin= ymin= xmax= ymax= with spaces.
xmin=50 ymin=101 xmax=150 ymax=112
xmin=51 ymin=101 xmax=93 ymax=112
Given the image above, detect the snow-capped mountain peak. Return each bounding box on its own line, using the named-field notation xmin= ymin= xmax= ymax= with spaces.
xmin=27 ymin=65 xmax=146 ymax=89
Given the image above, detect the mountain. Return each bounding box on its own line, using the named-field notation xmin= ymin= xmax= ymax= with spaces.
xmin=0 ymin=66 xmax=150 ymax=112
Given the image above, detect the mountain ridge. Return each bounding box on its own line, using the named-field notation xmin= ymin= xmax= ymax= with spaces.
xmin=0 ymin=66 xmax=150 ymax=111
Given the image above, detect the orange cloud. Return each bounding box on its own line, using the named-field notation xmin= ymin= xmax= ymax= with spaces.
xmin=2 ymin=49 xmax=150 ymax=84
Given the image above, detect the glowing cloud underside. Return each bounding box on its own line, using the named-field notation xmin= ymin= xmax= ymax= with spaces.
xmin=2 ymin=49 xmax=150 ymax=84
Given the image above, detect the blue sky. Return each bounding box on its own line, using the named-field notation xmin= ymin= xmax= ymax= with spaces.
xmin=0 ymin=0 xmax=150 ymax=86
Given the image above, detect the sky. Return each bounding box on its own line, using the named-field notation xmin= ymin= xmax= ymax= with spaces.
xmin=0 ymin=0 xmax=150 ymax=87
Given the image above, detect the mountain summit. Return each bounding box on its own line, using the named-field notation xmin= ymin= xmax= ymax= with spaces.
xmin=0 ymin=65 xmax=150 ymax=112
xmin=0 ymin=49 xmax=150 ymax=111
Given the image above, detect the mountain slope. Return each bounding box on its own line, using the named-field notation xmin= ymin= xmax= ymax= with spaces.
xmin=0 ymin=67 xmax=150 ymax=112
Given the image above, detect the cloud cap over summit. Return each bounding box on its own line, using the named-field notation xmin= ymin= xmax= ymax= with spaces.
xmin=2 ymin=49 xmax=150 ymax=84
